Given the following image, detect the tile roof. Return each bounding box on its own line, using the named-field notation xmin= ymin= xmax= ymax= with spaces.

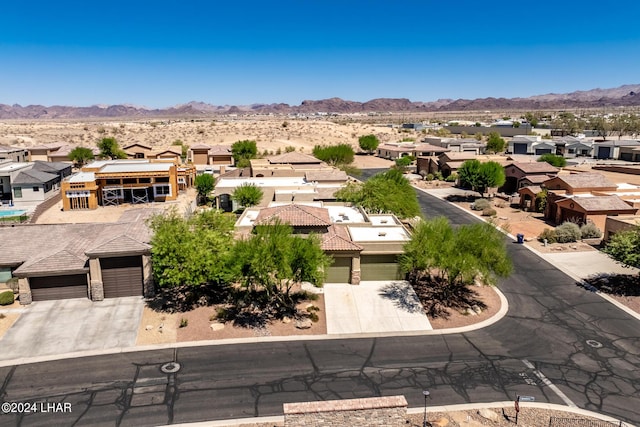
xmin=32 ymin=161 xmax=71 ymax=173
xmin=13 ymin=250 xmax=88 ymax=275
xmin=268 ymin=152 xmax=323 ymax=164
xmin=0 ymin=211 xmax=152 ymax=276
xmin=509 ymin=162 xmax=559 ymax=174
xmin=562 ymin=195 xmax=637 ymax=212
xmin=85 ymin=235 xmax=151 ymax=257
xmin=521 ymin=174 xmax=550 ymax=184
xmin=123 ymin=143 xmax=152 ymax=150
xmin=549 ymin=173 xmax=616 ymax=189
xmin=321 ymin=225 xmax=363 ymax=251
xmin=314 ymin=187 xmax=339 ymax=200
xmin=305 ymin=169 xmax=348 ymax=182
xmin=255 ymin=204 xmax=331 ymax=226
xmin=190 ymin=143 xmax=212 ymax=150
xmin=208 ymin=145 xmax=232 ymax=155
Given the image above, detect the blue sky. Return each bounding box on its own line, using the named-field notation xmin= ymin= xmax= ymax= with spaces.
xmin=1 ymin=0 xmax=639 ymax=108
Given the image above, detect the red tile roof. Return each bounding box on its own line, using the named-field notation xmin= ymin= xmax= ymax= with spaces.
xmin=255 ymin=204 xmax=331 ymax=226
xmin=321 ymin=225 xmax=363 ymax=251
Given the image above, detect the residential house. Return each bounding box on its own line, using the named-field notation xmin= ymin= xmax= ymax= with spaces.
xmin=0 ymin=208 xmax=156 ymax=303
xmin=554 ymin=136 xmax=594 ymax=158
xmin=420 ymin=152 xmax=512 ymax=178
xmin=61 ymin=159 xmax=196 ymax=210
xmin=123 ymin=144 xmax=183 ymax=162
xmin=376 ymin=142 xmax=449 ymax=160
xmin=0 ymin=145 xmax=28 ymax=163
xmin=503 ymin=162 xmax=559 ymax=193
xmin=236 ymin=203 xmax=410 ymax=284
xmin=0 ymin=160 xmax=71 ymax=207
xmin=213 ymin=155 xmax=348 ymax=211
xmin=507 ymin=135 xmax=555 ymax=155
xmin=524 ymin=172 xmax=639 ymax=231
xmin=188 ymin=144 xmax=234 ymax=171
xmin=423 ymin=137 xmax=485 ymax=154
xmin=123 ymin=143 xmax=153 ymax=159
xmin=43 ymin=144 xmax=101 ymax=163
xmin=592 ymin=139 xmax=640 ymax=160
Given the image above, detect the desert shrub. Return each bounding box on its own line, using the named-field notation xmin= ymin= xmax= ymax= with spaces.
xmin=445 ymin=173 xmax=458 ymax=182
xmin=471 ymin=198 xmax=491 ymax=211
xmin=0 ymin=291 xmax=14 ymax=306
xmin=425 ymin=173 xmax=434 ymax=182
xmin=555 ymin=222 xmax=581 ymax=243
xmin=538 ymin=228 xmax=557 ymax=244
xmin=434 ymin=172 xmax=444 ymax=181
xmin=495 ymin=201 xmax=507 ymax=209
xmin=179 ymin=318 xmax=188 ymax=328
xmin=306 ymin=305 xmax=320 ymax=322
xmin=482 ymin=208 xmax=497 ymax=217
xmin=581 ymin=222 xmax=602 ymax=239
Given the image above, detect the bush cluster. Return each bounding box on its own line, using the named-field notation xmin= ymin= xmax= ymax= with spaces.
xmin=0 ymin=291 xmax=14 ymax=306
xmin=482 ymin=208 xmax=497 ymax=217
xmin=471 ymin=198 xmax=491 ymax=211
xmin=538 ymin=221 xmax=603 ymax=244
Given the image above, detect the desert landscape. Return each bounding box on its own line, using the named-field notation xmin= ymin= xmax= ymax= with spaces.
xmin=0 ymin=117 xmax=411 ymax=160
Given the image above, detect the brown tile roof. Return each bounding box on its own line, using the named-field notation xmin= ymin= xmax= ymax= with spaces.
xmin=268 ymin=152 xmax=323 ymax=164
xmin=518 ymin=185 xmax=542 ymax=196
xmin=509 ymin=162 xmax=559 ymax=174
xmin=123 ymin=143 xmax=152 ymax=150
xmin=208 ymin=145 xmax=232 ymax=155
xmin=13 ymin=250 xmax=88 ymax=275
xmin=549 ymin=173 xmax=616 ymax=189
xmin=256 ymin=204 xmax=331 ymax=226
xmin=190 ymin=143 xmax=211 ymax=150
xmin=305 ymin=169 xmax=348 ymax=182
xmin=321 ymin=225 xmax=362 ymax=251
xmin=522 ymin=174 xmax=551 ymax=184
xmin=85 ymin=235 xmax=151 ymax=257
xmin=314 ymin=187 xmax=339 ymax=200
xmin=564 ymin=195 xmax=637 ymax=212
xmin=0 ymin=211 xmax=153 ymax=276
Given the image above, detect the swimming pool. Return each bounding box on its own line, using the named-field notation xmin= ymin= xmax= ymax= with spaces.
xmin=0 ymin=209 xmax=26 ymax=218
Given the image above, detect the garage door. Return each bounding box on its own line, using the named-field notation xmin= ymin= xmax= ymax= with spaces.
xmin=326 ymin=257 xmax=351 ymax=283
xmin=101 ymin=256 xmax=143 ymax=298
xmin=535 ymin=148 xmax=552 ymax=155
xmin=30 ymin=274 xmax=88 ymax=301
xmin=513 ymin=143 xmax=528 ymax=154
xmin=597 ymin=147 xmax=611 ymax=159
xmin=361 ymin=255 xmax=402 ymax=281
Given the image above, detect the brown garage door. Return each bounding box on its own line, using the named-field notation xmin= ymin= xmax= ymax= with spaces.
xmin=361 ymin=255 xmax=402 ymax=281
xmin=100 ymin=256 xmax=143 ymax=298
xmin=30 ymin=274 xmax=88 ymax=301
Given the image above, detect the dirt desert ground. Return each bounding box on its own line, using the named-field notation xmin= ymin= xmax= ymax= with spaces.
xmin=0 ymin=117 xmax=416 ymax=157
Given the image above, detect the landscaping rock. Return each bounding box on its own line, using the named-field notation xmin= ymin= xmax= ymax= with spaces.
xmin=209 ymin=322 xmax=225 ymax=331
xmin=282 ymin=316 xmax=291 ymax=324
xmin=145 ymin=325 xmax=153 ymax=331
xmin=295 ymin=319 xmax=312 ymax=329
xmin=432 ymin=417 xmax=449 ymax=427
xmin=471 ymin=305 xmax=483 ymax=315
xmin=477 ymin=408 xmax=499 ymax=422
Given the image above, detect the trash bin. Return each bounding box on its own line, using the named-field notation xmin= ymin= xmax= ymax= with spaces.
xmin=516 ymin=233 xmax=524 ymax=244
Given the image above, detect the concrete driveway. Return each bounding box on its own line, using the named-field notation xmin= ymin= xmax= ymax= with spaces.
xmin=324 ymin=281 xmax=432 ymax=334
xmin=0 ymin=296 xmax=144 ymax=361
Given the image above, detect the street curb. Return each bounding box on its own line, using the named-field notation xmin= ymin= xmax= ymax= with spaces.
xmin=414 ymin=185 xmax=640 ymax=324
xmin=0 ymin=287 xmax=509 ymax=367
xmin=155 ymin=401 xmax=635 ymax=427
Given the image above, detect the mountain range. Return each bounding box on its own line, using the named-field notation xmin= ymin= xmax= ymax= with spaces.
xmin=1 ymin=84 xmax=639 ymax=119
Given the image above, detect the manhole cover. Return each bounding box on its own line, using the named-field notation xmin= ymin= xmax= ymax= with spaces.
xmin=160 ymin=362 xmax=181 ymax=374
xmin=586 ymin=340 xmax=603 ymax=348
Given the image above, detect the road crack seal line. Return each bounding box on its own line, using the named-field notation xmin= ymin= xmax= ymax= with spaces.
xmin=522 ymin=359 xmax=577 ymax=407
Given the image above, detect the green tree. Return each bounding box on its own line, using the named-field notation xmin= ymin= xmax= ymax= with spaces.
xmin=393 ymin=155 xmax=414 ymax=172
xmin=399 ymin=217 xmax=512 ymax=316
xmin=68 ymin=146 xmax=95 ymax=167
xmin=312 ymin=144 xmax=355 ymax=166
xmin=232 ymin=183 xmax=263 ymax=207
xmin=231 ymin=140 xmax=258 ymax=167
xmin=335 ymin=169 xmax=421 ymax=218
xmin=149 ymin=209 xmax=236 ymax=288
xmin=172 ymin=139 xmax=189 ymax=159
xmin=97 ymin=137 xmax=127 ymax=159
xmin=485 ymin=132 xmax=506 ymax=153
xmin=358 ymin=134 xmax=380 ymax=153
xmin=552 ymin=112 xmax=584 ymax=136
xmin=457 ymin=160 xmax=505 ymax=195
xmin=231 ymin=220 xmax=331 ymax=316
xmin=538 ymin=153 xmax=567 ymax=167
xmin=588 ymin=116 xmax=611 ymax=140
xmin=194 ymin=173 xmax=214 ymax=205
xmin=604 ymin=224 xmax=640 ymax=269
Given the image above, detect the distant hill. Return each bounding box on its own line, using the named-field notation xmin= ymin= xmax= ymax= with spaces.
xmin=1 ymin=84 xmax=639 ymax=119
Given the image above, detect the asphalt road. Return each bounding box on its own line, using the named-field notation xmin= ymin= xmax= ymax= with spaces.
xmin=1 ymin=181 xmax=639 ymax=426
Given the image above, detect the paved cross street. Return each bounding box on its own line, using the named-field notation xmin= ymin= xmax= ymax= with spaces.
xmin=0 ymin=173 xmax=638 ymax=426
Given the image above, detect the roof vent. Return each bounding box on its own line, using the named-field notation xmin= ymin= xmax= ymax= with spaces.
xmin=378 ymin=232 xmax=387 ymax=237
xmin=380 ymin=219 xmax=388 ymax=224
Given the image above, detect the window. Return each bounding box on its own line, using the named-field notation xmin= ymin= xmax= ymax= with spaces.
xmin=155 ymin=176 xmax=170 ymax=183
xmin=33 ymin=186 xmax=40 ymax=192
xmin=13 ymin=187 xmax=22 ymax=198
xmin=153 ymin=184 xmax=171 ymax=197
